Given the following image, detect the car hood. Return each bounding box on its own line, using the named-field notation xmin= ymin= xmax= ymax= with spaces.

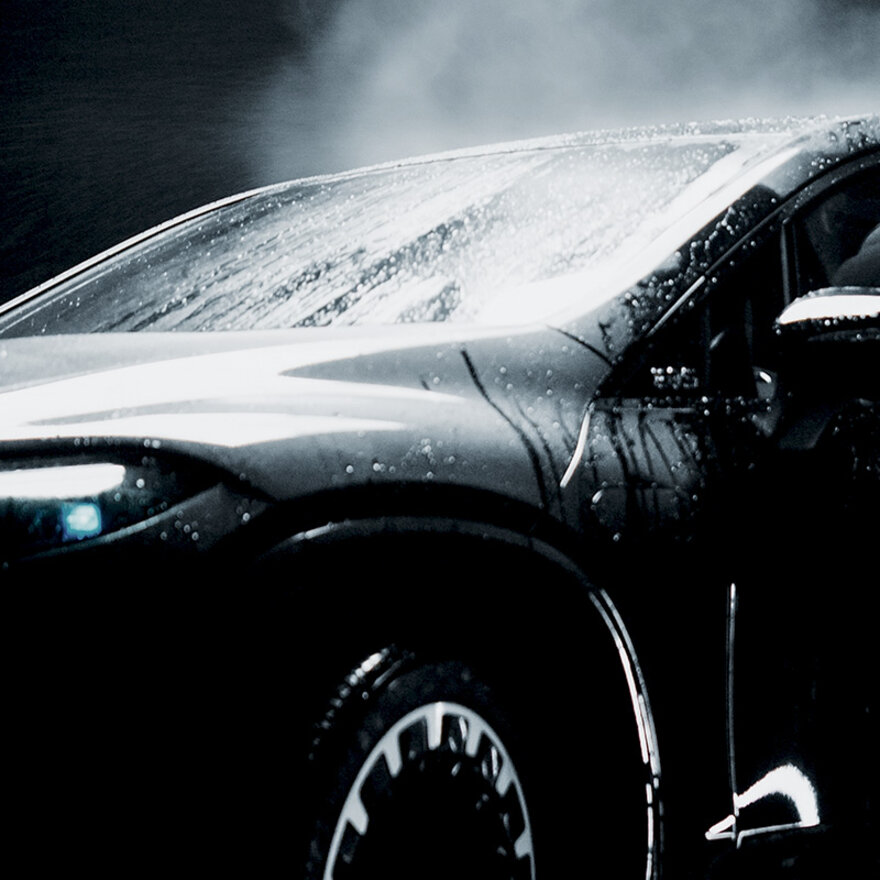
xmin=0 ymin=324 xmax=605 ymax=513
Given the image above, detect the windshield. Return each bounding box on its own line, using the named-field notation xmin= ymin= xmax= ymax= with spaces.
xmin=0 ymin=127 xmax=799 ymax=335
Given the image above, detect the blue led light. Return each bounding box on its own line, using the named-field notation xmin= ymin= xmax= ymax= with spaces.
xmin=61 ymin=502 xmax=103 ymax=540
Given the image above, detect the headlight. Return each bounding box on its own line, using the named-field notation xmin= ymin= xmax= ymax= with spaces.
xmin=0 ymin=456 xmax=205 ymax=562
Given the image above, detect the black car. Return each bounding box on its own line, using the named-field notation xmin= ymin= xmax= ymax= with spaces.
xmin=2 ymin=117 xmax=878 ymax=878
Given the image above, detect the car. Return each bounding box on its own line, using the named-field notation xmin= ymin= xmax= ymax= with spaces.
xmin=2 ymin=116 xmax=878 ymax=878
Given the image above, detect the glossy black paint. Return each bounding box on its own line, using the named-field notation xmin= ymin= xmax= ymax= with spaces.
xmin=2 ymin=117 xmax=878 ymax=876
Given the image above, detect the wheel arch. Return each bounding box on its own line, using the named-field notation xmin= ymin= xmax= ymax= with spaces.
xmin=252 ymin=508 xmax=663 ymax=878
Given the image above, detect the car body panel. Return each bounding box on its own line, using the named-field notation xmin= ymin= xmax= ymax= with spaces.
xmin=0 ymin=326 xmax=595 ymax=510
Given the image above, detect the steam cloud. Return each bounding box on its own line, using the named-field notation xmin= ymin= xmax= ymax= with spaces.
xmin=2 ymin=0 xmax=877 ymax=299
xmin=252 ymin=0 xmax=880 ymax=181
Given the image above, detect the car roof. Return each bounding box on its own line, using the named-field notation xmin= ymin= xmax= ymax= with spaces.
xmin=296 ymin=115 xmax=878 ymax=178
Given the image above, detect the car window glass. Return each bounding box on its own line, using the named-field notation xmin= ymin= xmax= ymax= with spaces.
xmin=623 ymin=229 xmax=784 ymax=401
xmin=797 ymin=170 xmax=880 ymax=292
xmin=0 ymin=132 xmax=793 ymax=336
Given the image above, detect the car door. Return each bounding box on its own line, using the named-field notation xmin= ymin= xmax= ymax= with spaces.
xmin=571 ymin=207 xmax=791 ymax=863
xmin=725 ymin=163 xmax=879 ymax=859
xmin=580 ymin=159 xmax=878 ymax=863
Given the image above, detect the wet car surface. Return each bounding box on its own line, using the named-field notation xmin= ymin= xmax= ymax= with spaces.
xmin=2 ymin=117 xmax=878 ymax=877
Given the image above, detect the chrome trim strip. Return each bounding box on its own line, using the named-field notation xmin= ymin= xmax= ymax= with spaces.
xmin=648 ymin=276 xmax=707 ymax=336
xmin=727 ymin=583 xmax=739 ymax=823
xmin=590 ymin=589 xmax=662 ymax=880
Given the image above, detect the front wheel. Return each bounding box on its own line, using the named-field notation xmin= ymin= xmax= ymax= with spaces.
xmin=305 ymin=650 xmax=535 ymax=880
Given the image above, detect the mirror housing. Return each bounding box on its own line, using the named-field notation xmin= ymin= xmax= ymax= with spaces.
xmin=776 ymin=286 xmax=880 ymax=337
xmin=773 ymin=287 xmax=879 ymax=449
xmin=775 ymin=287 xmax=879 ymax=390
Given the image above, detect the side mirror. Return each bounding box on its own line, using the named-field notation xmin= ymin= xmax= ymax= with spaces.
xmin=775 ymin=286 xmax=880 ymax=338
xmin=773 ymin=287 xmax=879 ymax=449
xmin=775 ymin=288 xmax=879 ymax=389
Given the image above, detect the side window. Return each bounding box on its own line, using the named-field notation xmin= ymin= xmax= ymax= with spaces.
xmin=623 ymin=229 xmax=785 ymax=402
xmin=706 ymin=232 xmax=785 ymax=395
xmin=794 ymin=168 xmax=880 ymax=293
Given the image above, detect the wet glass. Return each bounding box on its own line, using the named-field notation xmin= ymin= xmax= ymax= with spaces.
xmin=0 ymin=127 xmax=799 ymax=335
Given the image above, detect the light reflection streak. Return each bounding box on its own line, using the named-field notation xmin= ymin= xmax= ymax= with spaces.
xmin=777 ymin=291 xmax=880 ymax=325
xmin=549 ymin=146 xmax=801 ymax=327
xmin=0 ymin=463 xmax=125 ymax=499
xmin=560 ymin=405 xmax=590 ymax=488
xmin=733 ymin=763 xmax=819 ymax=824
xmin=590 ymin=589 xmax=661 ymax=880
xmin=0 ymin=414 xmax=405 ymax=449
xmin=705 ymin=763 xmax=820 ymax=843
xmin=0 ymin=341 xmax=466 ymax=430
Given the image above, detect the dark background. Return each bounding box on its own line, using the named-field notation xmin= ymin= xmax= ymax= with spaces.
xmin=2 ymin=0 xmax=879 ymax=302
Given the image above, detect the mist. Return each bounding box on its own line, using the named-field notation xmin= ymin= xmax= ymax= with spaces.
xmin=253 ymin=0 xmax=880 ymax=179
xmin=1 ymin=0 xmax=877 ymax=299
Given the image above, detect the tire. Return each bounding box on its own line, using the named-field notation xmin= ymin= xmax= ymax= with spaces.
xmin=305 ymin=648 xmax=536 ymax=880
